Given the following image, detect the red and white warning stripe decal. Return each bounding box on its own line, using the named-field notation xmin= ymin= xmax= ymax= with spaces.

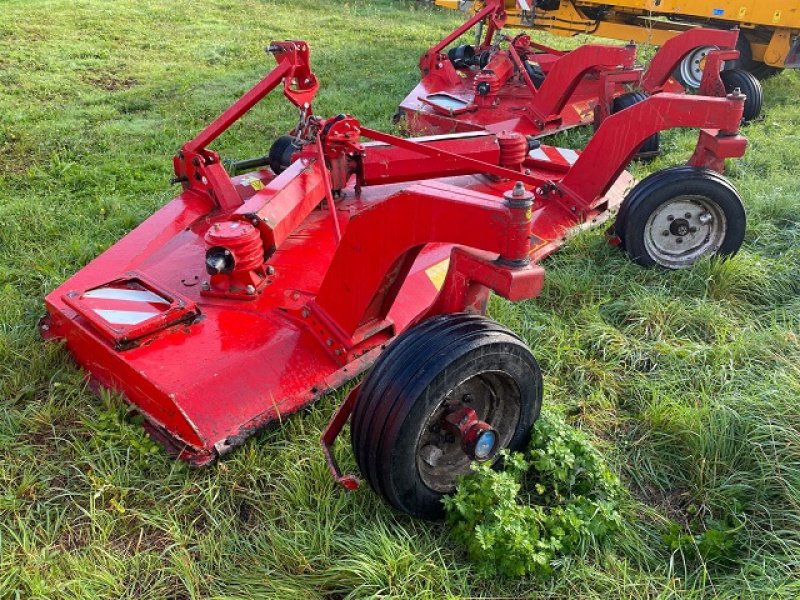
xmin=529 ymin=146 xmax=580 ymax=167
xmin=82 ymin=286 xmax=170 ymax=326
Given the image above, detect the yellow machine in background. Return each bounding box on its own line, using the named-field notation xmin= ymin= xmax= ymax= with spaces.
xmin=436 ymin=0 xmax=800 ymax=87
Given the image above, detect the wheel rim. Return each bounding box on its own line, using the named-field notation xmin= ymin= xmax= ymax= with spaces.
xmin=643 ymin=194 xmax=728 ymax=268
xmin=678 ymin=46 xmax=718 ymax=90
xmin=415 ymin=370 xmax=521 ymax=493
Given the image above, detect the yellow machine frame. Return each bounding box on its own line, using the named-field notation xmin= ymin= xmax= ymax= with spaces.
xmin=436 ymin=0 xmax=800 ymax=70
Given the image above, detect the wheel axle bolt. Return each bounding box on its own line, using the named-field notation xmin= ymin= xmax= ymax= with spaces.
xmin=676 ymin=237 xmax=683 ymax=244
xmin=667 ymin=215 xmax=674 ymax=221
xmin=685 ymin=212 xmax=692 ymax=219
xmin=662 ymin=230 xmax=670 ymax=237
xmin=698 ymin=212 xmax=713 ymax=225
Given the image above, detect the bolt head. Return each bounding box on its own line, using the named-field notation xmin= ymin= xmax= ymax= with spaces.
xmin=676 ymin=238 xmax=684 ymax=244
xmin=667 ymin=215 xmax=674 ymax=221
xmin=266 ymin=265 xmax=276 ymax=276
xmin=201 ymin=282 xmax=210 ymax=291
xmin=245 ymin=285 xmax=256 ymax=295
xmin=662 ymin=230 xmax=670 ymax=237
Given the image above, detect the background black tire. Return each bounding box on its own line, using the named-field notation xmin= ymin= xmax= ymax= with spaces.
xmin=720 ymin=68 xmax=763 ymax=122
xmin=268 ymin=135 xmax=299 ymax=175
xmin=733 ymin=33 xmax=783 ymax=79
xmin=351 ymin=313 xmax=542 ymax=520
xmin=614 ymin=166 xmax=746 ymax=269
xmin=612 ymin=91 xmax=660 ymax=156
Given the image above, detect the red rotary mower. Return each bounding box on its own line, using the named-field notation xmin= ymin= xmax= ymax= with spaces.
xmin=398 ymin=0 xmax=763 ymax=149
xmin=43 ymin=40 xmax=749 ymax=519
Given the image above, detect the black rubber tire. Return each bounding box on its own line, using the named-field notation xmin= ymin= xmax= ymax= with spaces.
xmin=268 ymin=135 xmax=299 ymax=175
xmin=733 ymin=34 xmax=782 ymax=79
xmin=614 ymin=166 xmax=746 ymax=268
xmin=612 ymin=92 xmax=660 ymax=156
xmin=351 ymin=313 xmax=542 ymax=520
xmin=447 ymin=44 xmax=475 ymax=69
xmin=720 ymin=68 xmax=763 ymax=122
xmin=748 ymin=62 xmax=782 ymax=80
xmin=524 ymin=61 xmax=546 ymax=88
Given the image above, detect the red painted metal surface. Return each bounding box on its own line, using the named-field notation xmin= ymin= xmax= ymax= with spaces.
xmin=398 ymin=0 xmax=741 ymax=140
xmin=41 ymin=40 xmax=747 ymax=469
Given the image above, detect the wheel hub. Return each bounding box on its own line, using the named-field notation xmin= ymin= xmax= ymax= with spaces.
xmin=644 ymin=195 xmax=727 ymax=268
xmin=443 ymin=405 xmax=499 ymax=461
xmin=669 ymin=218 xmax=691 ymax=237
xmin=679 ymin=46 xmax=719 ymax=90
xmin=415 ymin=371 xmax=521 ymax=493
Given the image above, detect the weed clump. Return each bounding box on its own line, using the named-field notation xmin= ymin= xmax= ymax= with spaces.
xmin=444 ymin=411 xmax=622 ymax=577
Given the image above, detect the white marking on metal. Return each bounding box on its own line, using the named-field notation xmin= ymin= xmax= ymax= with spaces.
xmin=558 ymin=149 xmax=580 ymax=164
xmin=93 ymin=309 xmax=160 ymax=325
xmin=529 ymin=147 xmax=549 ymax=161
xmin=84 ymin=288 xmax=169 ymax=304
xmin=518 ymin=0 xmax=531 ymax=11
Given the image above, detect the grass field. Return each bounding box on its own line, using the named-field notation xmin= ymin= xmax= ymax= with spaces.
xmin=1 ymin=0 xmax=799 ymax=597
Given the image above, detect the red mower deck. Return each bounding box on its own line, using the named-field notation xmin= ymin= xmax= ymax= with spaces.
xmin=398 ymin=0 xmax=753 ymax=138
xmin=42 ymin=41 xmax=747 ymax=494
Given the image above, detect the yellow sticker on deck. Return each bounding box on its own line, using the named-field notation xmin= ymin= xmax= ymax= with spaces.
xmin=425 ymin=258 xmax=450 ymax=291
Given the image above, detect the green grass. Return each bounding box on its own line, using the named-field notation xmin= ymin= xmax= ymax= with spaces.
xmin=1 ymin=0 xmax=799 ymax=597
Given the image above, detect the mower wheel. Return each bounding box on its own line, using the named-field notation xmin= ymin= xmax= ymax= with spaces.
xmin=612 ymin=92 xmax=660 ymax=156
xmin=268 ymin=135 xmax=300 ymax=175
xmin=351 ymin=313 xmax=542 ymax=520
xmin=720 ymin=69 xmax=763 ymax=122
xmin=614 ymin=166 xmax=746 ymax=269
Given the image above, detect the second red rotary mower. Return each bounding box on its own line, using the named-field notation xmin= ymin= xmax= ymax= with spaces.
xmin=43 ymin=40 xmax=748 ymax=519
xmin=398 ymin=0 xmax=763 ymax=150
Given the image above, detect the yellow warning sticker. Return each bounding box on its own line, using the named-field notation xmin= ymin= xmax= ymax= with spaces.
xmin=239 ymin=175 xmax=265 ymax=191
xmin=425 ymin=258 xmax=450 ymax=291
xmin=774 ymin=10 xmax=782 ymax=22
xmin=738 ymin=6 xmax=747 ymax=18
xmin=572 ymin=100 xmax=594 ymax=122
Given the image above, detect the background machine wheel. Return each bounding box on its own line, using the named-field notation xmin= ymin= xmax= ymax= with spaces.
xmin=351 ymin=313 xmax=543 ymax=520
xmin=612 ymin=91 xmax=660 ymax=156
xmin=674 ymin=45 xmax=720 ymax=90
xmin=614 ymin=166 xmax=746 ymax=269
xmin=720 ymin=68 xmax=763 ymax=122
xmin=733 ymin=33 xmax=783 ymax=80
